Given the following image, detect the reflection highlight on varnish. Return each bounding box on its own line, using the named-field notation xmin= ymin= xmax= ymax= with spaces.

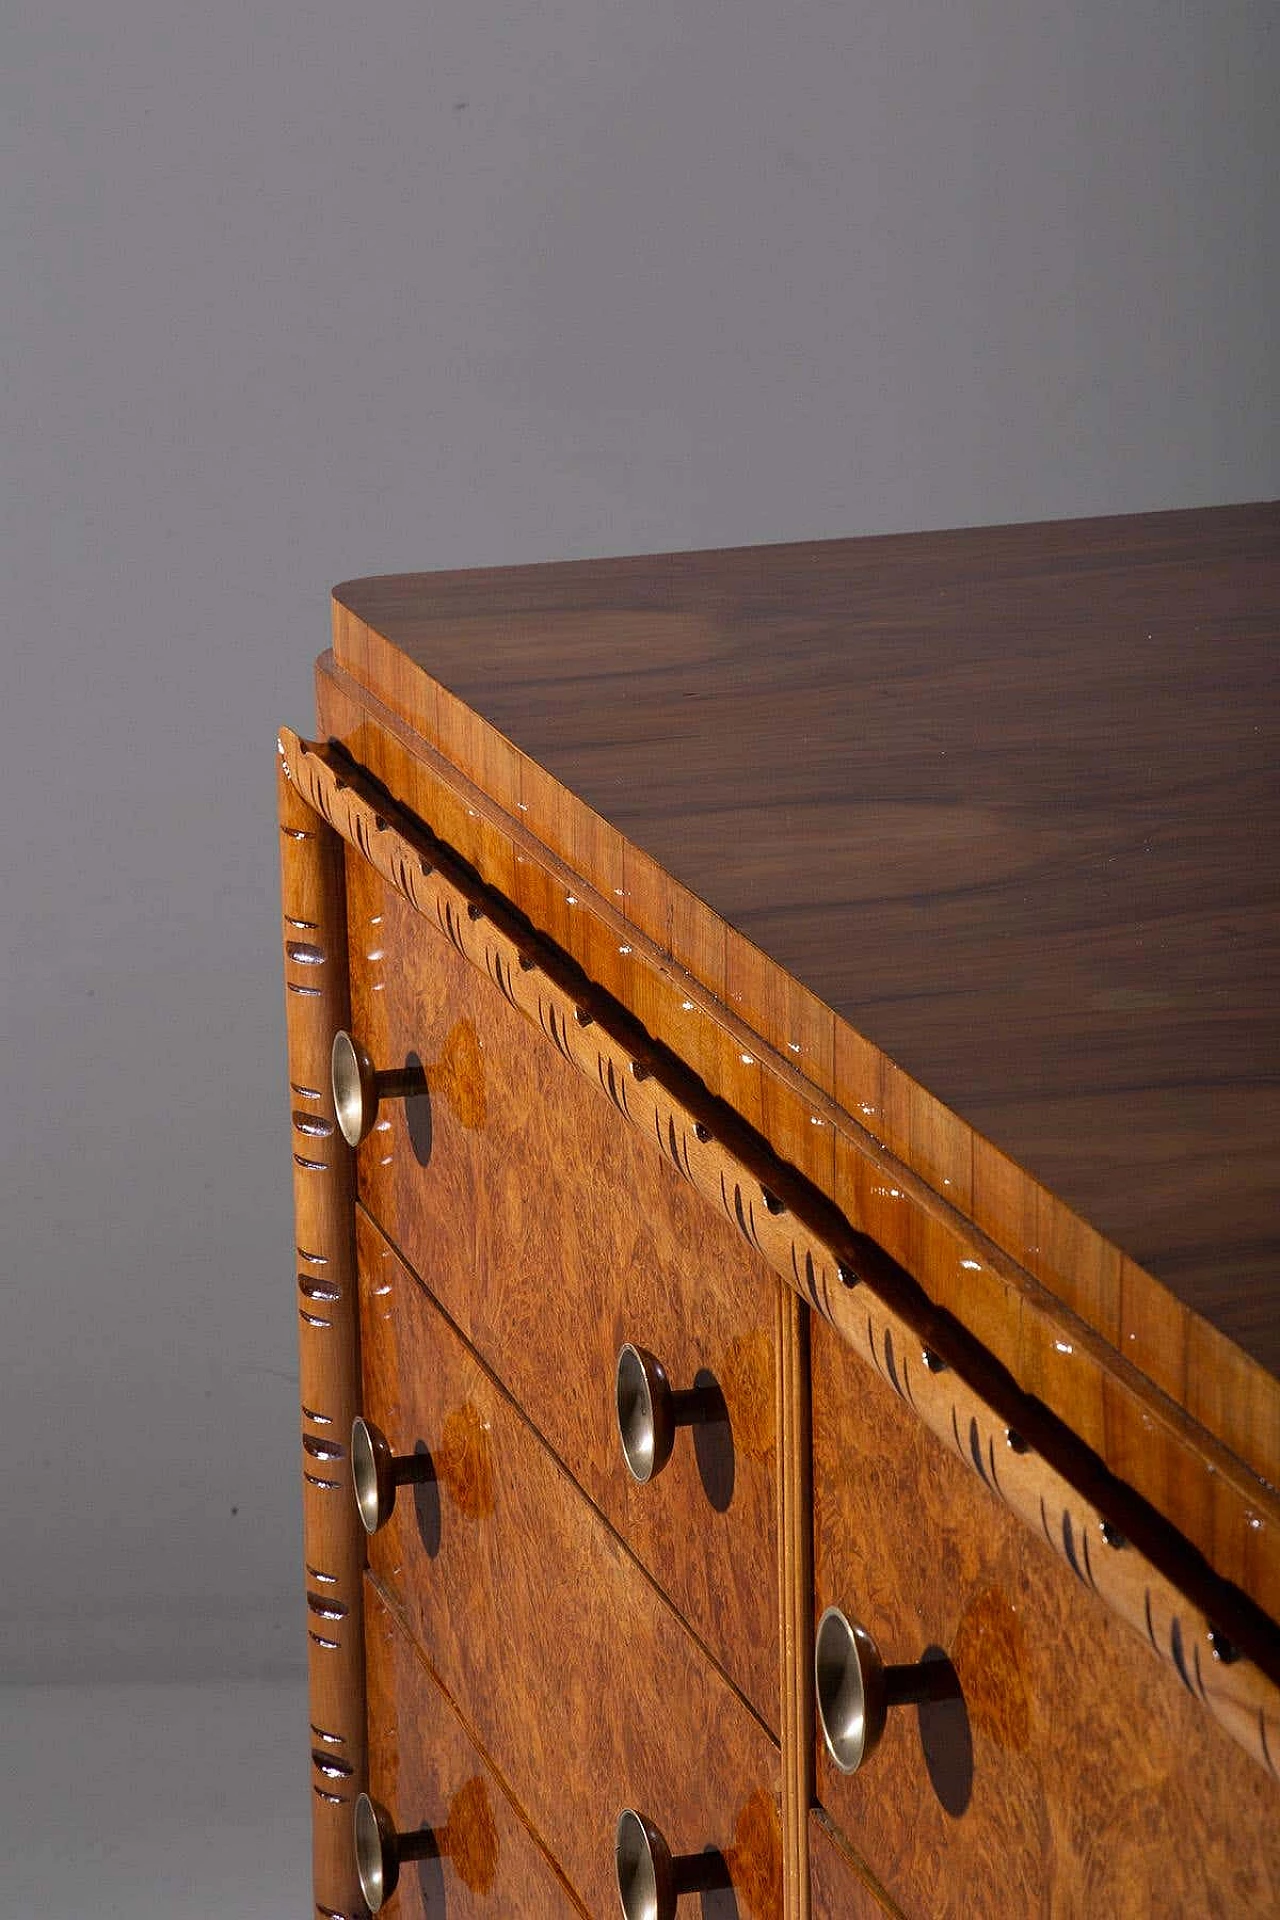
xmin=436 ymin=1402 xmax=495 ymax=1521
xmin=724 ymin=1787 xmax=783 ymax=1917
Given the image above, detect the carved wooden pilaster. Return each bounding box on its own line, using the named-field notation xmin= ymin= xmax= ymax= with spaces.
xmin=277 ymin=739 xmax=366 ymax=1920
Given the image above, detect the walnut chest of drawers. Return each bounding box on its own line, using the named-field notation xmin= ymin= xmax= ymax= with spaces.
xmin=278 ymin=503 xmax=1280 ymax=1919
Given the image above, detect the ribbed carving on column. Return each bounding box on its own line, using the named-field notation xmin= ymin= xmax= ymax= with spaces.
xmin=278 ymin=739 xmax=366 ymax=1917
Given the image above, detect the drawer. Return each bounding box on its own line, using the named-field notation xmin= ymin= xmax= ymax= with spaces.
xmin=356 ymin=1208 xmax=783 ymax=1919
xmin=810 ymin=1313 xmax=1280 ymax=1918
xmin=345 ymin=852 xmax=780 ymax=1725
xmin=364 ymin=1578 xmax=588 ymax=1915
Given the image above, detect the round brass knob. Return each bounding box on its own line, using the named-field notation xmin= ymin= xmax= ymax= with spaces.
xmin=615 ymin=1344 xmax=719 ymax=1484
xmin=814 ymin=1606 xmax=948 ymax=1774
xmin=614 ymin=1809 xmax=729 ymax=1920
xmin=354 ymin=1792 xmax=438 ymax=1912
xmin=331 ymin=1030 xmax=422 ymax=1147
xmin=351 ymin=1416 xmax=434 ymax=1535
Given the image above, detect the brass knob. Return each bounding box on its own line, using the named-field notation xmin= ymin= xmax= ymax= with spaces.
xmin=331 ymin=1030 xmax=421 ymax=1147
xmin=614 ymin=1809 xmax=729 ymax=1920
xmin=351 ymin=1416 xmax=434 ymax=1535
xmin=615 ymin=1344 xmax=719 ymax=1484
xmin=814 ymin=1606 xmax=949 ymax=1774
xmin=354 ymin=1792 xmax=438 ymax=1912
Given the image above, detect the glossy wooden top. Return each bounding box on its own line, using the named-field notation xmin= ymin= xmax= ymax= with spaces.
xmin=332 ymin=503 xmax=1278 ymax=1389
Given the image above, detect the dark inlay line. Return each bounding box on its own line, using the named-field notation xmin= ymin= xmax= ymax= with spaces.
xmin=290 ymin=1082 xmax=323 ymax=1100
xmin=302 ymin=1405 xmax=332 ymax=1427
xmin=287 ymin=982 xmax=322 ymax=998
xmin=308 ymin=1630 xmax=340 ymax=1649
xmin=306 ymin=1566 xmax=338 ymax=1587
xmin=284 ymin=916 xmax=318 ymax=932
xmin=1191 ymin=1637 xmax=1209 ymax=1703
xmin=969 ymin=1415 xmax=993 ymax=1490
xmin=882 ymin=1327 xmax=905 ymax=1401
xmin=307 ymin=1592 xmax=350 ymax=1622
xmin=304 ymin=1471 xmax=342 ymax=1490
xmin=1144 ymin=1590 xmax=1160 ymax=1652
xmin=1169 ymin=1617 xmax=1198 ymax=1697
xmin=310 ymin=1722 xmax=344 ymax=1744
xmin=1039 ymin=1494 xmax=1055 ymax=1552
xmin=1081 ymin=1523 xmax=1098 ymax=1591
xmin=297 ymin=1245 xmax=328 ymax=1266
xmin=299 ymin=1309 xmax=332 ymax=1329
xmin=1060 ymin=1509 xmax=1084 ymax=1582
xmin=312 ymin=1784 xmax=346 ymax=1805
xmin=293 ymin=1153 xmax=328 ymax=1171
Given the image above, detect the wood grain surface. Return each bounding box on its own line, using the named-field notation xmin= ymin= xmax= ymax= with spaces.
xmin=277 ymin=752 xmax=367 ymax=1920
xmin=345 ymin=852 xmax=781 ymax=1726
xmin=280 ymin=729 xmax=1280 ymax=1770
xmin=328 ymin=502 xmax=1279 ymax=1409
xmin=364 ymin=1578 xmax=588 ymax=1916
xmin=809 ymin=1813 xmax=903 ymax=1919
xmin=810 ymin=1312 xmax=1280 ymax=1918
xmin=355 ymin=1207 xmax=784 ymax=1919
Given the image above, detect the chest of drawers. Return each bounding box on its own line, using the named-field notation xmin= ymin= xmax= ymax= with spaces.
xmin=278 ymin=504 xmax=1280 ymax=1918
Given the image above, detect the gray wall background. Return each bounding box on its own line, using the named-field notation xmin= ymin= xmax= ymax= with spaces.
xmin=4 ymin=2 xmax=1277 ymax=1686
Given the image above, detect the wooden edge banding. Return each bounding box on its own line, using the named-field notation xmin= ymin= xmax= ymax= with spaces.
xmin=277 ymin=728 xmax=1280 ymax=1780
xmin=778 ymin=1285 xmax=813 ymax=1920
xmin=277 ymin=741 xmax=368 ymax=1918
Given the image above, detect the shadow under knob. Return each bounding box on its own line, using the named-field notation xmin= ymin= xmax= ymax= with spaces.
xmin=351 ymin=1416 xmax=434 ymax=1535
xmin=615 ymin=1343 xmax=720 ymax=1484
xmin=331 ymin=1029 xmax=422 ymax=1147
xmin=354 ymin=1792 xmax=438 ymax=1912
xmin=815 ymin=1605 xmax=952 ymax=1774
xmin=615 ymin=1809 xmax=729 ymax=1920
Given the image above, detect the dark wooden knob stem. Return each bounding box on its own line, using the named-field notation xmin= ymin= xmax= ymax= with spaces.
xmin=614 ymin=1808 xmax=729 ymax=1920
xmin=815 ymin=1605 xmax=951 ymax=1774
xmin=331 ymin=1029 xmax=422 ymax=1147
xmin=351 ymin=1415 xmax=434 ymax=1535
xmin=354 ymin=1792 xmax=438 ymax=1912
xmin=615 ymin=1342 xmax=719 ymax=1484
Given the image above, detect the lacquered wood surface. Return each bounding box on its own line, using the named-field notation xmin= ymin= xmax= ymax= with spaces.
xmin=810 ymin=1313 xmax=1280 ymax=1918
xmin=345 ymin=852 xmax=781 ymax=1726
xmin=331 ymin=504 xmax=1280 ymax=1398
xmin=356 ymin=1208 xmax=784 ymax=1918
xmin=277 ymin=751 xmax=367 ymax=1920
xmin=282 ymin=727 xmax=1280 ymax=1752
xmin=364 ymin=1579 xmax=588 ymax=1916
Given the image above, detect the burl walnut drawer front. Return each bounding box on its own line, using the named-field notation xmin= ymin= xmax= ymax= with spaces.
xmin=356 ymin=1207 xmax=784 ymax=1918
xmin=345 ymin=852 xmax=781 ymax=1727
xmin=364 ymin=1578 xmax=589 ymax=1916
xmin=810 ymin=1314 xmax=1280 ymax=1918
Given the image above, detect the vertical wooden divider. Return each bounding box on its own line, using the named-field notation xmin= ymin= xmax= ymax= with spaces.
xmin=778 ymin=1280 xmax=814 ymax=1918
xmin=277 ymin=743 xmax=367 ymax=1920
